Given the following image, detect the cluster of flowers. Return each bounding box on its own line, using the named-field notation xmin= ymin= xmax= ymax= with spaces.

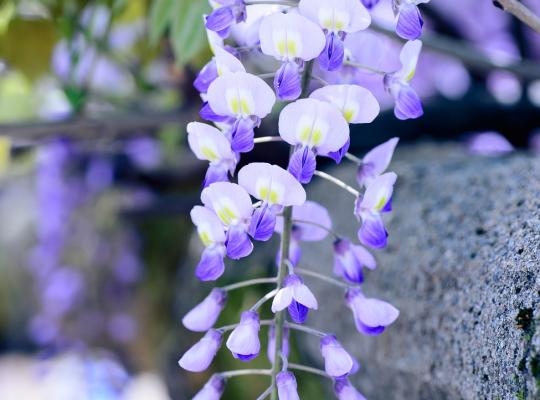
xmin=179 ymin=0 xmax=427 ymax=398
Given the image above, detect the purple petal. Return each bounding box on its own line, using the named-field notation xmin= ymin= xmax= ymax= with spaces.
xmin=194 ymin=59 xmax=218 ymax=93
xmin=319 ymin=32 xmax=344 ymax=71
xmin=229 ymin=118 xmax=255 ymax=153
xmin=204 ymin=164 xmax=230 ymax=188
xmin=327 ymin=139 xmax=350 ymax=164
xmin=358 ymin=214 xmax=388 ymax=249
xmin=381 ymin=196 xmax=392 ymax=213
xmin=288 ymin=147 xmax=316 ymax=184
xmin=182 ymin=288 xmax=227 ymax=332
xmin=357 ymin=137 xmax=399 ymax=186
xmin=226 ymin=310 xmax=261 ymax=361
xmin=361 ymin=0 xmax=380 ymax=9
xmin=226 ymin=224 xmax=253 ymax=259
xmin=193 ymin=375 xmax=225 ymax=400
xmin=277 ymin=371 xmax=300 ymax=400
xmin=288 ymin=300 xmax=309 ymax=324
xmin=334 ymin=378 xmax=367 ymax=400
xmin=468 ymin=132 xmax=514 ymax=157
xmin=267 ymin=325 xmax=290 ymax=364
xmin=320 ymin=335 xmax=354 ymax=377
xmin=333 ymin=239 xmax=364 ymax=284
xmin=396 ymin=3 xmax=423 ymax=41
xmin=249 ymin=204 xmax=276 ymax=241
xmin=200 ymin=102 xmax=232 ymax=123
xmin=178 ymin=330 xmax=222 ymax=372
xmin=394 ymin=85 xmax=423 ymax=120
xmin=196 ymin=247 xmax=226 ymax=281
xmin=206 ymin=7 xmax=235 ymax=34
xmin=274 ymin=62 xmax=302 ymax=101
xmin=346 ymin=289 xmax=399 ymax=336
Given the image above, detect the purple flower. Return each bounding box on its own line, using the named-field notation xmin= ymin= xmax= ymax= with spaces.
xmin=361 ymin=0 xmax=380 ymax=9
xmin=267 ymin=325 xmax=289 ymax=364
xmin=277 ymin=371 xmax=300 ymax=400
xmin=384 ymin=40 xmax=423 ymax=120
xmin=279 ymin=98 xmax=349 ymax=183
xmin=320 ymin=334 xmax=355 ymax=377
xmin=357 ymin=137 xmax=399 ymax=187
xmin=394 ymin=0 xmax=430 ymax=40
xmin=226 ymin=310 xmax=261 ymax=361
xmin=334 ymin=378 xmax=367 ymax=400
xmin=333 ymin=238 xmax=376 ymax=284
xmin=187 ymin=122 xmax=237 ymax=187
xmin=193 ymin=375 xmax=225 ymax=400
xmin=467 ymin=132 xmax=514 ymax=157
xmin=194 ymin=59 xmax=219 ymax=93
xmin=194 ymin=46 xmax=245 ymax=93
xmin=206 ymin=0 xmax=247 ymax=38
xmin=274 ymin=61 xmax=302 ymax=101
xmin=272 ymin=274 xmax=318 ymax=324
xmin=346 ymin=288 xmax=399 ymax=335
xmin=201 ymin=182 xmax=254 ymax=260
xmin=299 ymin=0 xmax=371 ymax=70
xmin=355 ymin=172 xmax=397 ymax=249
xmin=182 ymin=288 xmax=228 ymax=332
xmin=190 ymin=206 xmax=228 ymax=280
xmin=178 ymin=329 xmax=223 ymax=372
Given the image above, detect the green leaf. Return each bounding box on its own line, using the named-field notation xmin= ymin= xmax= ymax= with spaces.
xmin=170 ymin=0 xmax=210 ymax=67
xmin=148 ymin=0 xmax=174 ymax=45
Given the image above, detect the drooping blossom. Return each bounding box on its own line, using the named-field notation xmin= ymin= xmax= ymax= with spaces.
xmin=193 ymin=375 xmax=226 ymax=400
xmin=467 ymin=132 xmax=514 ymax=157
xmin=226 ymin=310 xmax=261 ymax=361
xmin=333 ymin=238 xmax=376 ymax=284
xmin=194 ymin=44 xmax=246 ymax=94
xmin=201 ymin=182 xmax=254 ymax=259
xmin=393 ymin=0 xmax=430 ymax=40
xmin=272 ymin=274 xmax=318 ymax=323
xmin=299 ymin=0 xmax=371 ymax=70
xmin=238 ymin=163 xmax=306 ymax=241
xmin=384 ymin=40 xmax=423 ymax=120
xmin=206 ymin=0 xmax=247 ymax=38
xmin=334 ymin=378 xmax=367 ymax=400
xmin=205 ymin=71 xmax=276 ymax=153
xmin=187 ymin=122 xmax=237 ymax=187
xmin=279 ymin=98 xmax=349 ymax=183
xmin=310 ymin=84 xmax=380 ymax=162
xmin=190 ymin=206 xmax=227 ymax=281
xmin=182 ymin=288 xmax=227 ymax=332
xmin=178 ymin=329 xmax=223 ymax=372
xmin=259 ymin=11 xmax=325 ymax=100
xmin=275 ymin=200 xmax=332 ymax=266
xmin=320 ymin=334 xmax=355 ymax=377
xmin=346 ymin=288 xmax=399 ymax=335
xmin=277 ymin=371 xmax=300 ymax=400
xmin=355 ymin=172 xmax=397 ymax=249
xmin=357 ymin=137 xmax=399 ymax=187
xmin=267 ymin=325 xmax=289 ymax=364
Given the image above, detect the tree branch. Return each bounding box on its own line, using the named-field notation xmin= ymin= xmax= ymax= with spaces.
xmin=494 ymin=0 xmax=540 ymax=35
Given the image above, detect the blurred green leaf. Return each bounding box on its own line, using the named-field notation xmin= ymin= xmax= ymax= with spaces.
xmin=148 ymin=0 xmax=174 ymax=45
xmin=170 ymin=0 xmax=209 ymax=67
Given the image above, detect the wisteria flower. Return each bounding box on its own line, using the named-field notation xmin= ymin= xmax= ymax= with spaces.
xmin=259 ymin=11 xmax=325 ymax=100
xmin=178 ymin=329 xmax=223 ymax=372
xmin=182 ymin=288 xmax=227 ymax=332
xmin=357 ymin=137 xmax=399 ymax=187
xmin=193 ymin=375 xmax=226 ymax=400
xmin=238 ymin=163 xmax=306 ymax=241
xmin=267 ymin=325 xmax=289 ymax=364
xmin=299 ymin=0 xmax=371 ymax=70
xmin=467 ymin=132 xmax=514 ymax=157
xmin=334 ymin=378 xmax=367 ymax=400
xmin=206 ymin=0 xmax=247 ymax=38
xmin=279 ymin=98 xmax=349 ymax=183
xmin=333 ymin=238 xmax=376 ymax=284
xmin=355 ymin=172 xmax=397 ymax=249
xmin=190 ymin=206 xmax=227 ymax=281
xmin=277 ymin=371 xmax=300 ymax=400
xmin=226 ymin=310 xmax=261 ymax=361
xmin=384 ymin=40 xmax=423 ymax=120
xmin=320 ymin=334 xmax=355 ymax=377
xmin=310 ymin=84 xmax=380 ymax=162
xmin=272 ymin=274 xmax=318 ymax=323
xmin=206 ymin=71 xmax=276 ymax=153
xmin=187 ymin=122 xmax=237 ymax=187
xmin=346 ymin=288 xmax=399 ymax=335
xmin=194 ymin=44 xmax=246 ymax=94
xmin=360 ymin=0 xmax=380 ymax=9
xmin=201 ymin=182 xmax=254 ymax=259
xmin=393 ymin=0 xmax=430 ymax=40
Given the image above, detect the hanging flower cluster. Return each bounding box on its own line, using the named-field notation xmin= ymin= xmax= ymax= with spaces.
xmin=180 ymin=0 xmax=427 ymax=398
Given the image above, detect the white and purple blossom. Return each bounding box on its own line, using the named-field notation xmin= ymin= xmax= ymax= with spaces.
xmin=279 ymin=98 xmax=349 ymax=183
xmin=355 ymin=172 xmax=397 ymax=249
xmin=178 ymin=329 xmax=223 ymax=372
xmin=206 ymin=0 xmax=247 ymax=38
xmin=384 ymin=40 xmax=424 ymax=120
xmin=182 ymin=288 xmax=227 ymax=332
xmin=239 ymin=163 xmax=306 ymax=241
xmin=299 ymin=0 xmax=371 ymax=70
xmin=201 ymin=182 xmax=254 ymax=260
xmin=333 ymin=238 xmax=376 ymax=284
xmin=194 ymin=44 xmax=246 ymax=94
xmin=346 ymin=288 xmax=399 ymax=335
xmin=357 ymin=137 xmax=399 ymax=187
xmin=320 ymin=334 xmax=355 ymax=377
xmin=393 ymin=0 xmax=430 ymax=40
xmin=226 ymin=310 xmax=261 ymax=361
xmin=272 ymin=274 xmax=318 ymax=323
xmin=259 ymin=11 xmax=325 ymax=100
xmin=277 ymin=371 xmax=300 ymax=400
xmin=187 ymin=122 xmax=237 ymax=187
xmin=206 ymin=71 xmax=276 ymax=153
xmin=193 ymin=375 xmax=226 ymax=400
xmin=334 ymin=378 xmax=367 ymax=400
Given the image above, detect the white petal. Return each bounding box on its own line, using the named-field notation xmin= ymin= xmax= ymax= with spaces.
xmin=271 ymin=287 xmax=294 ymax=312
xmin=293 ymin=284 xmax=318 ymax=309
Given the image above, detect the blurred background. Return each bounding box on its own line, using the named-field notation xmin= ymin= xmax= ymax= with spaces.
xmin=0 ymin=0 xmax=539 ymax=399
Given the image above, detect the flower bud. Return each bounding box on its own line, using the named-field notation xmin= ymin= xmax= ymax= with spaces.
xmin=320 ymin=334 xmax=354 ymax=377
xmin=345 ymin=288 xmax=399 ymax=336
xmin=226 ymin=310 xmax=260 ymax=361
xmin=277 ymin=371 xmax=300 ymax=400
xmin=179 ymin=329 xmax=222 ymax=372
xmin=333 ymin=378 xmax=367 ymax=400
xmin=182 ymin=288 xmax=227 ymax=332
xmin=193 ymin=375 xmax=225 ymax=400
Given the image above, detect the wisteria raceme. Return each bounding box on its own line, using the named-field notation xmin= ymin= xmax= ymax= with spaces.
xmin=180 ymin=0 xmax=428 ymax=397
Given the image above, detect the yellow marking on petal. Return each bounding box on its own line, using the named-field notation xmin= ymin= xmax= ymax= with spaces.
xmin=311 ymin=128 xmax=323 ymax=146
xmin=230 ymin=97 xmax=240 ymax=114
xmin=201 ymin=146 xmax=219 ymax=162
xmin=259 ymin=186 xmax=269 ymax=201
xmin=299 ymin=126 xmax=311 ymax=142
xmin=334 ymin=20 xmax=344 ymax=31
xmin=287 ymin=40 xmax=297 ymax=57
xmin=269 ymin=190 xmax=279 ymax=204
xmin=277 ymin=39 xmax=287 ymax=56
xmin=343 ymin=109 xmax=355 ymax=123
xmin=199 ymin=231 xmax=213 ymax=247
xmin=240 ymin=98 xmax=251 ymax=115
xmin=375 ymin=196 xmax=387 ymax=211
xmin=217 ymin=207 xmax=236 ymax=225
xmin=406 ymin=68 xmax=416 ymax=82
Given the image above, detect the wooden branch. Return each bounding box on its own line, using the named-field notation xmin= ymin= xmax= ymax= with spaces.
xmin=494 ymin=0 xmax=540 ymax=35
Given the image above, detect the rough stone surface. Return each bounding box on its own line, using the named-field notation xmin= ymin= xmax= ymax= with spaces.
xmin=301 ymin=143 xmax=540 ymax=400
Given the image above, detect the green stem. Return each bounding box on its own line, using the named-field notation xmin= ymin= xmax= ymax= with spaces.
xmin=285 ymin=321 xmax=326 ymax=338
xmin=220 ymin=369 xmax=272 ymax=378
xmin=313 ymin=170 xmax=360 ymax=197
xmin=288 ymin=363 xmax=330 ymax=379
xmin=294 ymin=267 xmax=354 ymax=289
xmin=220 ymin=277 xmax=277 ymax=291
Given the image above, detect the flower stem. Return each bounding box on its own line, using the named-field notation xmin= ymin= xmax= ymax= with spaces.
xmin=221 ymin=277 xmax=277 ymax=292
xmin=250 ymin=289 xmax=278 ymax=311
xmin=254 ymin=136 xmax=283 ymax=144
xmin=245 ymin=0 xmax=298 ymax=6
xmin=217 ymin=319 xmax=273 ymax=333
xmin=220 ymin=369 xmax=272 ymax=378
xmin=343 ymin=60 xmax=386 ymax=75
xmin=291 ymin=218 xmax=340 ymax=238
xmin=258 ymin=72 xmax=276 ymax=79
xmin=294 ymin=267 xmax=354 ymax=289
xmin=288 ymin=363 xmax=331 ymax=379
xmin=344 ymin=152 xmax=362 ymax=164
xmin=285 ymin=321 xmax=326 ymax=338
xmin=314 ymin=170 xmax=360 ymax=197
xmin=256 ymin=386 xmax=274 ymax=400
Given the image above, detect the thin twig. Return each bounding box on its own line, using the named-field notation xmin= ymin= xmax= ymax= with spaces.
xmin=344 ymin=60 xmax=385 ymax=75
xmin=256 ymin=386 xmax=274 ymax=400
xmin=220 ymin=369 xmax=272 ymax=378
xmin=291 ymin=218 xmax=340 ymax=238
xmin=221 ymin=277 xmax=277 ymax=292
xmin=254 ymin=136 xmax=284 ymax=144
xmin=295 ymin=267 xmax=354 ymax=289
xmin=250 ymin=289 xmax=279 ymax=311
xmin=495 ymin=0 xmax=540 ymax=35
xmin=285 ymin=321 xmax=326 ymax=338
xmin=344 ymin=152 xmax=362 ymax=164
xmin=245 ymin=0 xmax=297 ymax=5
xmin=217 ymin=319 xmax=273 ymax=333
xmin=313 ymin=170 xmax=360 ymax=197
xmin=288 ymin=363 xmax=331 ymax=379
